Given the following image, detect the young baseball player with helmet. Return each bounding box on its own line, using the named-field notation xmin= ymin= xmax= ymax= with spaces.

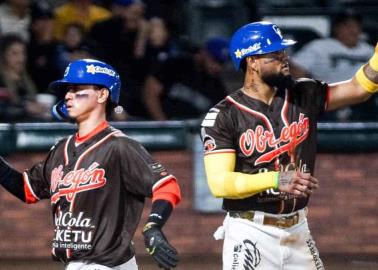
xmin=201 ymin=21 xmax=378 ymax=269
xmin=0 ymin=58 xmax=181 ymax=270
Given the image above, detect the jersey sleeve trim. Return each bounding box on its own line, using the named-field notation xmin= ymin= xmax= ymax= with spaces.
xmin=152 ymin=175 xmax=176 ymax=191
xmin=204 ymin=149 xmax=236 ymax=156
xmin=152 ymin=179 xmax=181 ymax=207
xmin=23 ymin=172 xmax=40 ymax=203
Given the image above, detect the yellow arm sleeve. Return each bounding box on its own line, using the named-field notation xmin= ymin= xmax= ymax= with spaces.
xmin=204 ymin=152 xmax=279 ymax=199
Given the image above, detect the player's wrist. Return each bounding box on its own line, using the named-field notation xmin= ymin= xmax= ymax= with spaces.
xmin=355 ymin=66 xmax=378 ymax=93
xmin=143 ymin=222 xmax=158 ymax=233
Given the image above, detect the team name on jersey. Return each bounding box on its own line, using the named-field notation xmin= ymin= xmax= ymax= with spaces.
xmin=50 ymin=162 xmax=107 ymax=203
xmin=239 ymin=113 xmax=309 ymax=165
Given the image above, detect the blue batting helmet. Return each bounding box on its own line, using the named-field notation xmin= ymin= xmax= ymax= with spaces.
xmin=229 ymin=21 xmax=296 ymax=70
xmin=49 ymin=58 xmax=121 ymax=104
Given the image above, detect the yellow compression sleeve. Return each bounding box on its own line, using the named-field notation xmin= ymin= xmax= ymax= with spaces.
xmin=356 ymin=43 xmax=378 ymax=93
xmin=204 ymin=152 xmax=279 ymax=199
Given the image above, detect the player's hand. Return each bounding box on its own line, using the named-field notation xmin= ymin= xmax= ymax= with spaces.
xmin=142 ymin=222 xmax=178 ymax=269
xmin=278 ymin=170 xmax=318 ymax=198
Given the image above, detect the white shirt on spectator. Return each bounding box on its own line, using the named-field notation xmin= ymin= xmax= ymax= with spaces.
xmin=291 ymin=38 xmax=373 ymax=83
xmin=0 ymin=3 xmax=31 ymax=41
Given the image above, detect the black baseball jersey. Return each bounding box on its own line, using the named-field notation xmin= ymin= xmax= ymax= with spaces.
xmin=23 ymin=124 xmax=176 ymax=266
xmin=201 ymin=79 xmax=328 ymax=214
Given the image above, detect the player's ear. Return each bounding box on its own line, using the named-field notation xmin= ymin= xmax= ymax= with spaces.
xmin=98 ymin=88 xmax=110 ymax=104
xmin=246 ymin=56 xmax=258 ymax=72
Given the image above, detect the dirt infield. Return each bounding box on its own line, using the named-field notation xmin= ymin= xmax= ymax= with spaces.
xmin=1 ymin=255 xmax=377 ymax=270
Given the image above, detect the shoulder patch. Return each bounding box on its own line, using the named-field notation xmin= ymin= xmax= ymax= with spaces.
xmin=203 ymin=135 xmax=216 ymax=152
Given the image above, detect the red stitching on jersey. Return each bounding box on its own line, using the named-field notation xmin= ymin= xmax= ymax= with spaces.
xmin=227 ymin=96 xmax=280 ymax=168
xmin=68 ymin=130 xmax=122 ymax=211
xmin=23 ymin=172 xmax=40 ymax=203
xmin=226 ymin=96 xmax=274 ymax=132
xmin=64 ymin=136 xmax=73 ymax=166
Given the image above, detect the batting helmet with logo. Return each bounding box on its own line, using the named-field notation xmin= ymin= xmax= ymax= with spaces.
xmin=49 ymin=58 xmax=121 ymax=104
xmin=229 ymin=21 xmax=296 ymax=70
xmin=49 ymin=58 xmax=121 ymax=120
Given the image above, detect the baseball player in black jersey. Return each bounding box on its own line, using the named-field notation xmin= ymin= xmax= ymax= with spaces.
xmin=201 ymin=21 xmax=378 ymax=269
xmin=0 ymin=59 xmax=181 ymax=270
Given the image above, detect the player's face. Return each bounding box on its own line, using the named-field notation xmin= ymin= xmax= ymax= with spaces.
xmin=64 ymin=85 xmax=106 ymax=120
xmin=256 ymin=50 xmax=294 ymax=89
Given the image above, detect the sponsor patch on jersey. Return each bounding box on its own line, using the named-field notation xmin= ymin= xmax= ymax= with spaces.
xmin=201 ymin=108 xmax=220 ymax=127
xmin=149 ymin=162 xmax=166 ymax=173
xmin=203 ymin=135 xmax=216 ymax=152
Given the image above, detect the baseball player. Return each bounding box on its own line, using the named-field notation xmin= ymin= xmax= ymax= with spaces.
xmin=201 ymin=21 xmax=378 ymax=269
xmin=0 ymin=59 xmax=181 ymax=270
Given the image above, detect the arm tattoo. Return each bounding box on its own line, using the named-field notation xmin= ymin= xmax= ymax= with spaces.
xmin=364 ymin=65 xmax=378 ymax=83
xmin=279 ymin=171 xmax=294 ymax=186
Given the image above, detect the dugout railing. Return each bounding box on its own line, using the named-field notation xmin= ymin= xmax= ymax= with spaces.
xmin=0 ymin=121 xmax=377 ymax=155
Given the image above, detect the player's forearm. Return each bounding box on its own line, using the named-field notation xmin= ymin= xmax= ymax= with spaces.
xmin=0 ymin=157 xmax=26 ymax=202
xmin=206 ymin=170 xmax=278 ymax=199
xmin=204 ymin=152 xmax=278 ymax=199
xmin=147 ymin=179 xmax=181 ymax=227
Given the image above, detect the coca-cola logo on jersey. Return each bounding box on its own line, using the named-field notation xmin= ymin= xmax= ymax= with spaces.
xmin=55 ymin=211 xmax=92 ymax=228
xmin=50 ymin=162 xmax=107 ymax=203
xmin=239 ymin=113 xmax=309 ymax=165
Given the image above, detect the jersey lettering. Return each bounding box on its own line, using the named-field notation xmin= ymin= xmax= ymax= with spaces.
xmin=51 ymin=162 xmax=107 ymax=203
xmin=239 ymin=114 xmax=309 ymax=165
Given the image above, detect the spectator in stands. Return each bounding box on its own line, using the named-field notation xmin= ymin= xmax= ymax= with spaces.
xmin=290 ymin=9 xmax=377 ymax=121
xmin=0 ymin=35 xmax=49 ymax=121
xmin=53 ymin=0 xmax=111 ymax=41
xmin=0 ymin=0 xmax=31 ymax=41
xmin=144 ymin=17 xmax=180 ymax=70
xmin=142 ymin=37 xmax=230 ymax=120
xmin=27 ymin=1 xmax=60 ymax=92
xmin=89 ymin=0 xmax=150 ymax=120
xmin=54 ymin=23 xmax=94 ymax=74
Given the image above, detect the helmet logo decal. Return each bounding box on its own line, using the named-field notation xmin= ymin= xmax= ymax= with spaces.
xmin=272 ymin=25 xmax=283 ymax=39
xmin=64 ymin=66 xmax=70 ymax=77
xmin=234 ymin=43 xmax=261 ymax=59
xmin=86 ymin=64 xmax=116 ymax=77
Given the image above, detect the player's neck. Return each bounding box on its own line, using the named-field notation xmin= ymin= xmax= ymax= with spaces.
xmin=242 ymin=78 xmax=276 ymax=105
xmin=76 ymin=111 xmax=107 ymax=138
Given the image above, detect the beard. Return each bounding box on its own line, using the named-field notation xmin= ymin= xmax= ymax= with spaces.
xmin=261 ymin=72 xmax=294 ymax=91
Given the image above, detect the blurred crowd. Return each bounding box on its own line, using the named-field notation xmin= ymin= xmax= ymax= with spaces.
xmin=0 ymin=0 xmax=376 ymax=122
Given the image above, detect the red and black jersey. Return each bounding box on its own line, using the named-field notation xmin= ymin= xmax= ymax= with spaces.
xmin=22 ymin=123 xmax=176 ymax=267
xmin=201 ymin=78 xmax=328 ymax=214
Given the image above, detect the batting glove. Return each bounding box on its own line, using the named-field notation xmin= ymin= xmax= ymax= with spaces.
xmin=142 ymin=222 xmax=178 ymax=269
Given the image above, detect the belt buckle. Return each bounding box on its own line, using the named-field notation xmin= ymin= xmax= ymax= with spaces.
xmin=275 ymin=217 xmax=289 ymax=228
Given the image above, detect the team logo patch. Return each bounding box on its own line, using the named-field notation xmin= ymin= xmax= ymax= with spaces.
xmin=203 ymin=135 xmax=216 ymax=152
xmin=64 ymin=65 xmax=70 ymax=77
xmin=149 ymin=162 xmax=166 ymax=173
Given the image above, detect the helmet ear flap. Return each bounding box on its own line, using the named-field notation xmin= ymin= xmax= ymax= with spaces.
xmin=51 ymin=100 xmax=69 ymax=121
